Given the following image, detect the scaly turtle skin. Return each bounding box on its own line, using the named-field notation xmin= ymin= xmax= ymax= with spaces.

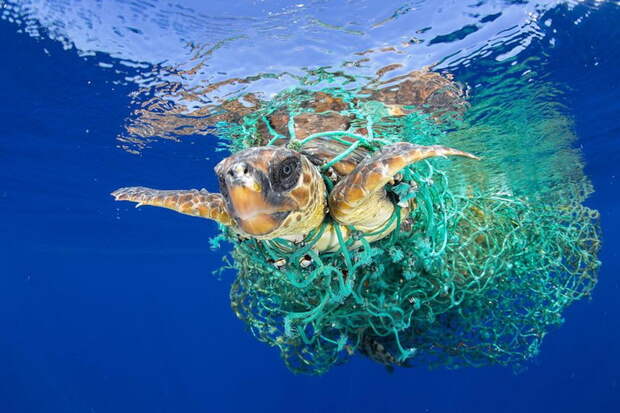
xmin=112 ymin=142 xmax=477 ymax=252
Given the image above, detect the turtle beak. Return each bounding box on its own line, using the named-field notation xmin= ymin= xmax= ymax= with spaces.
xmin=225 ymin=162 xmax=262 ymax=193
xmin=221 ymin=161 xmax=272 ymax=221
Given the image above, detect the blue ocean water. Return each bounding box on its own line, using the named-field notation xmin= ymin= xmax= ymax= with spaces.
xmin=1 ymin=0 xmax=618 ymax=412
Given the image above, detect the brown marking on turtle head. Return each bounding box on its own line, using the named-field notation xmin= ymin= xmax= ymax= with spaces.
xmin=303 ymin=172 xmax=312 ymax=185
xmin=215 ymin=146 xmax=326 ymax=238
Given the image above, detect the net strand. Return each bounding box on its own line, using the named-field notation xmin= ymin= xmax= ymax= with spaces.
xmin=217 ymin=87 xmax=601 ymax=375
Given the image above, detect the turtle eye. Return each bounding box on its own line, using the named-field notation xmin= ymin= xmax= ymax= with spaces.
xmin=271 ymin=156 xmax=301 ymax=192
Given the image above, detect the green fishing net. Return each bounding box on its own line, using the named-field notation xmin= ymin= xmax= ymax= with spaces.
xmin=210 ymin=86 xmax=601 ymax=375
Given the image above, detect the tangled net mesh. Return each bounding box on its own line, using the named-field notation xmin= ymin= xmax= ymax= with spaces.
xmin=210 ymin=87 xmax=601 ymax=375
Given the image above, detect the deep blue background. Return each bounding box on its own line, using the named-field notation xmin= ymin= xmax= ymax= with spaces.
xmin=1 ymin=3 xmax=619 ymax=413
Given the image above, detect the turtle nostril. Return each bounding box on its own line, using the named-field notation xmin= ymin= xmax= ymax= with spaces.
xmin=229 ymin=162 xmax=250 ymax=179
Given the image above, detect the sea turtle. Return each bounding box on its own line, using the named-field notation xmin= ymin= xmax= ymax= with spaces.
xmin=112 ymin=70 xmax=479 ymax=253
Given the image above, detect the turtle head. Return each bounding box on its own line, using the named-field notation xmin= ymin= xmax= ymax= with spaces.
xmin=215 ymin=146 xmax=326 ymax=238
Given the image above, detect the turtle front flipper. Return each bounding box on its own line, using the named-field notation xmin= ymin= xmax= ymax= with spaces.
xmin=111 ymin=187 xmax=233 ymax=226
xmin=328 ymin=142 xmax=479 ymax=230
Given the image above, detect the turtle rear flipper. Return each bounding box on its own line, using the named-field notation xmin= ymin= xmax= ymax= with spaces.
xmin=112 ymin=187 xmax=233 ymax=226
